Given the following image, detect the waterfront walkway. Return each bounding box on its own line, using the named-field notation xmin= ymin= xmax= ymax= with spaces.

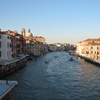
xmin=0 ymin=54 xmax=29 ymax=65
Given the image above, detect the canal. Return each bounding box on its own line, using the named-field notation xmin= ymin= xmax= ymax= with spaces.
xmin=1 ymin=52 xmax=100 ymax=100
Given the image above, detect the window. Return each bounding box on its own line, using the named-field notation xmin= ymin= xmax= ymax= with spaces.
xmin=97 ymin=47 xmax=100 ymax=50
xmin=86 ymin=51 xmax=89 ymax=54
xmin=7 ymin=43 xmax=9 ymax=47
xmin=91 ymin=51 xmax=93 ymax=54
xmin=7 ymin=51 xmax=9 ymax=56
xmin=0 ymin=51 xmax=1 ymax=57
xmin=86 ymin=47 xmax=89 ymax=49
xmin=91 ymin=47 xmax=93 ymax=49
xmin=7 ymin=36 xmax=9 ymax=39
xmin=10 ymin=43 xmax=11 ymax=47
xmin=0 ymin=42 xmax=1 ymax=47
xmin=97 ymin=51 xmax=100 ymax=55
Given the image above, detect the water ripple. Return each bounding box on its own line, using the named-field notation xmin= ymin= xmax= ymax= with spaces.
xmin=1 ymin=52 xmax=100 ymax=100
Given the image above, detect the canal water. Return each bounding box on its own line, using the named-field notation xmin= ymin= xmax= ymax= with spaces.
xmin=1 ymin=52 xmax=100 ymax=100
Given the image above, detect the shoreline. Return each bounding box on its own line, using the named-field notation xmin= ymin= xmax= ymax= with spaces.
xmin=78 ymin=55 xmax=100 ymax=66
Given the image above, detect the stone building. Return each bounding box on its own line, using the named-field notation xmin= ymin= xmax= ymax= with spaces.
xmin=54 ymin=43 xmax=65 ymax=51
xmin=2 ymin=30 xmax=26 ymax=57
xmin=21 ymin=28 xmax=46 ymax=56
xmin=0 ymin=31 xmax=12 ymax=60
xmin=48 ymin=44 xmax=57 ymax=51
xmin=77 ymin=38 xmax=100 ymax=62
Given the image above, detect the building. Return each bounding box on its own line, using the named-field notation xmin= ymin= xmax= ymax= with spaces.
xmin=77 ymin=38 xmax=100 ymax=62
xmin=21 ymin=28 xmax=46 ymax=56
xmin=3 ymin=30 xmax=26 ymax=57
xmin=0 ymin=29 xmax=26 ymax=57
xmin=48 ymin=43 xmax=76 ymax=52
xmin=48 ymin=44 xmax=57 ymax=51
xmin=0 ymin=32 xmax=12 ymax=60
xmin=15 ymin=34 xmax=26 ymax=55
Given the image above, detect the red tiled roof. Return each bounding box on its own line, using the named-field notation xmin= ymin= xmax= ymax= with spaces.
xmin=84 ymin=38 xmax=100 ymax=41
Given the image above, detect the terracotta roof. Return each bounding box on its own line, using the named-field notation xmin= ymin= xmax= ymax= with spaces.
xmin=88 ymin=42 xmax=100 ymax=45
xmin=84 ymin=38 xmax=100 ymax=41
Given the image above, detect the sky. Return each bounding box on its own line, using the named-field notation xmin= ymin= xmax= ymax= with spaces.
xmin=0 ymin=0 xmax=100 ymax=44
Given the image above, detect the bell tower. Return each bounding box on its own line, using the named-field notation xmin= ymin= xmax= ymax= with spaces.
xmin=21 ymin=28 xmax=26 ymax=37
xmin=28 ymin=29 xmax=30 ymax=33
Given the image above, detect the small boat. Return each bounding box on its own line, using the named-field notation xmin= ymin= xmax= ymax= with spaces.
xmin=45 ymin=60 xmax=49 ymax=63
xmin=69 ymin=50 xmax=75 ymax=56
xmin=70 ymin=53 xmax=74 ymax=55
xmin=69 ymin=57 xmax=73 ymax=61
xmin=55 ymin=56 xmax=58 ymax=58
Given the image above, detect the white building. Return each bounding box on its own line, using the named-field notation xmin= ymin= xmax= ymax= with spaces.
xmin=48 ymin=44 xmax=57 ymax=51
xmin=0 ymin=32 xmax=12 ymax=60
xmin=54 ymin=43 xmax=65 ymax=51
xmin=76 ymin=42 xmax=85 ymax=56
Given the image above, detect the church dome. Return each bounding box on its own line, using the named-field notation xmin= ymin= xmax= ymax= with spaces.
xmin=25 ymin=29 xmax=33 ymax=37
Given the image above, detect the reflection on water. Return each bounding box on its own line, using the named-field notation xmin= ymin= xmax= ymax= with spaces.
xmin=1 ymin=52 xmax=100 ymax=100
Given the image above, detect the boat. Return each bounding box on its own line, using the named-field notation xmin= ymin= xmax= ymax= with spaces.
xmin=70 ymin=53 xmax=74 ymax=55
xmin=0 ymin=80 xmax=18 ymax=100
xmin=69 ymin=50 xmax=75 ymax=56
xmin=69 ymin=57 xmax=73 ymax=61
xmin=55 ymin=56 xmax=58 ymax=58
xmin=45 ymin=60 xmax=49 ymax=63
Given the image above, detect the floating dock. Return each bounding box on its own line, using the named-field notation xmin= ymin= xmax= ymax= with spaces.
xmin=0 ymin=80 xmax=18 ymax=100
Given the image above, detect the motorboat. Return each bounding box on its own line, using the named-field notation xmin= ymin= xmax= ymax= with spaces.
xmin=45 ymin=60 xmax=49 ymax=63
xmin=69 ymin=50 xmax=75 ymax=56
xmin=55 ymin=56 xmax=58 ymax=58
xmin=69 ymin=57 xmax=73 ymax=61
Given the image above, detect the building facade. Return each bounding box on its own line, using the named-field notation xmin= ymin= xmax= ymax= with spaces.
xmin=77 ymin=38 xmax=100 ymax=62
xmin=0 ymin=32 xmax=12 ymax=60
xmin=48 ymin=44 xmax=57 ymax=51
xmin=21 ymin=28 xmax=46 ymax=56
xmin=1 ymin=30 xmax=26 ymax=57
